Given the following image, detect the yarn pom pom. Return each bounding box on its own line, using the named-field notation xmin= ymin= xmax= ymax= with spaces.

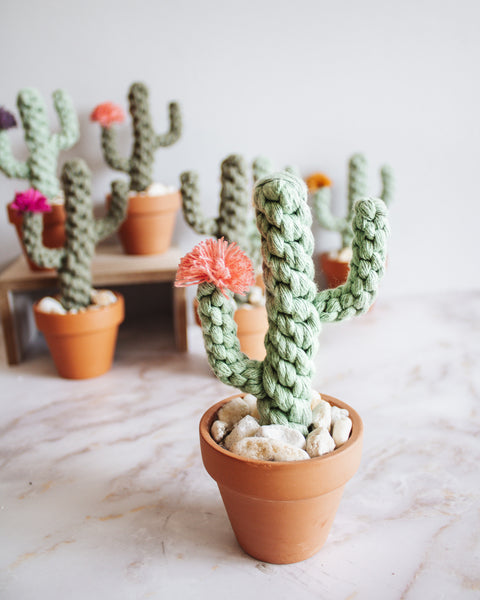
xmin=11 ymin=189 xmax=51 ymax=213
xmin=175 ymin=238 xmax=255 ymax=296
xmin=0 ymin=107 xmax=17 ymax=131
xmin=305 ymin=172 xmax=332 ymax=192
xmin=90 ymin=102 xmax=125 ymax=128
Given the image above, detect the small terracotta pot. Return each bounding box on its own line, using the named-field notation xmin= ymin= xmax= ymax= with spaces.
xmin=200 ymin=393 xmax=363 ymax=564
xmin=33 ymin=293 xmax=125 ymax=379
xmin=319 ymin=251 xmax=350 ymax=289
xmin=111 ymin=190 xmax=180 ymax=255
xmin=7 ymin=202 xmax=66 ymax=271
xmin=193 ymin=299 xmax=268 ymax=360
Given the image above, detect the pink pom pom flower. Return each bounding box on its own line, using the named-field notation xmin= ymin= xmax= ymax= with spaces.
xmin=90 ymin=102 xmax=125 ymax=128
xmin=11 ymin=189 xmax=51 ymax=213
xmin=175 ymin=238 xmax=255 ymax=297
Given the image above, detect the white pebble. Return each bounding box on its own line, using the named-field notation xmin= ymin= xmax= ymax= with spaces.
xmin=255 ymin=424 xmax=306 ymax=449
xmin=217 ymin=396 xmax=254 ymax=428
xmin=224 ymin=415 xmax=260 ymax=450
xmin=91 ymin=289 xmax=117 ymax=306
xmin=231 ymin=437 xmax=309 ymax=462
xmin=247 ymin=286 xmax=265 ymax=306
xmin=36 ymin=297 xmax=66 ymax=315
xmin=211 ymin=420 xmax=229 ymax=443
xmin=332 ymin=417 xmax=352 ymax=447
xmin=311 ymin=399 xmax=332 ymax=431
xmin=335 ymin=247 xmax=353 ymax=263
xmin=130 ymin=182 xmax=176 ymax=197
xmin=306 ymin=428 xmax=336 ymax=458
xmin=310 ymin=390 xmax=323 ymax=410
xmin=243 ymin=394 xmax=260 ymax=419
xmin=331 ymin=405 xmax=349 ymax=424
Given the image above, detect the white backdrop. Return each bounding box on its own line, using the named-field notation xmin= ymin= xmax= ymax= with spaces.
xmin=1 ymin=0 xmax=479 ymax=297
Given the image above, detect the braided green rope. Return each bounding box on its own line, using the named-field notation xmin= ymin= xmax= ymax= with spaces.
xmin=98 ymin=82 xmax=182 ymax=192
xmin=191 ymin=172 xmax=389 ymax=434
xmin=311 ymin=152 xmax=393 ymax=250
xmin=22 ymin=159 xmax=129 ymax=311
xmin=0 ymin=88 xmax=79 ymax=199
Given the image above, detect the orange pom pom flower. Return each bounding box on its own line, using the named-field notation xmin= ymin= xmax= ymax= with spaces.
xmin=90 ymin=102 xmax=125 ymax=128
xmin=305 ymin=172 xmax=332 ymax=192
xmin=175 ymin=238 xmax=255 ymax=297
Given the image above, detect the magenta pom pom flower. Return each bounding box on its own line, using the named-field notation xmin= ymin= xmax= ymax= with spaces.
xmin=0 ymin=107 xmax=17 ymax=131
xmin=11 ymin=189 xmax=51 ymax=213
xmin=175 ymin=238 xmax=255 ymax=296
xmin=90 ymin=102 xmax=125 ymax=128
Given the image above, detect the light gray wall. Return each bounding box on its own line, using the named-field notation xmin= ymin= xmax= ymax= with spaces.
xmin=1 ymin=0 xmax=478 ymax=297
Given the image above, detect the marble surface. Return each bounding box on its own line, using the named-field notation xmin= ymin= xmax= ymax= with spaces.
xmin=0 ymin=290 xmax=479 ymax=599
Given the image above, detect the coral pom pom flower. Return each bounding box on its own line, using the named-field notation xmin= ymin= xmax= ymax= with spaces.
xmin=11 ymin=189 xmax=51 ymax=213
xmin=175 ymin=238 xmax=255 ymax=296
xmin=90 ymin=102 xmax=125 ymax=128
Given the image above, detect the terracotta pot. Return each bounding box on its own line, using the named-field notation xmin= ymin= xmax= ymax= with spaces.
xmin=199 ymin=393 xmax=363 ymax=564
xmin=319 ymin=251 xmax=350 ymax=289
xmin=33 ymin=293 xmax=124 ymax=379
xmin=7 ymin=202 xmax=66 ymax=271
xmin=110 ymin=190 xmax=180 ymax=255
xmin=193 ymin=299 xmax=268 ymax=360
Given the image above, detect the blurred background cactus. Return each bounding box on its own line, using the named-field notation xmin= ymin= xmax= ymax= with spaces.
xmin=308 ymin=153 xmax=394 ymax=251
xmin=176 ymin=172 xmax=389 ymax=434
xmin=0 ymin=88 xmax=79 ymax=199
xmin=91 ymin=82 xmax=182 ymax=193
xmin=21 ymin=159 xmax=128 ymax=310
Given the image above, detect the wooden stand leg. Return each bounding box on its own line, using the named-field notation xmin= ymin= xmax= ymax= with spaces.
xmin=173 ymin=286 xmax=187 ymax=352
xmin=0 ymin=289 xmax=21 ymax=365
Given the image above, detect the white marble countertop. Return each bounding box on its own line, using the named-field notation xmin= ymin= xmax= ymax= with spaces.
xmin=0 ymin=290 xmax=479 ymax=599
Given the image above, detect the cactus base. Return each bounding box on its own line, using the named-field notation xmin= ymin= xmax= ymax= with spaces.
xmin=108 ymin=190 xmax=180 ymax=255
xmin=7 ymin=202 xmax=66 ymax=272
xmin=33 ymin=292 xmax=124 ymax=379
xmin=200 ymin=394 xmax=363 ymax=564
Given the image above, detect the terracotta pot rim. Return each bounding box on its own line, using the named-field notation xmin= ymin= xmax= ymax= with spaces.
xmin=200 ymin=393 xmax=363 ymax=469
xmin=7 ymin=202 xmax=66 ymax=226
xmin=125 ymin=190 xmax=181 ymax=215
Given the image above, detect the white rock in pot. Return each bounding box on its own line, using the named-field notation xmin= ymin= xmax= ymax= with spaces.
xmin=255 ymin=424 xmax=306 ymax=449
xmin=311 ymin=399 xmax=332 ymax=431
xmin=306 ymin=428 xmax=336 ymax=458
xmin=332 ymin=417 xmax=352 ymax=447
xmin=231 ymin=437 xmax=309 ymax=462
xmin=211 ymin=420 xmax=229 ymax=443
xmin=331 ymin=405 xmax=349 ymax=425
xmin=36 ymin=297 xmax=67 ymax=315
xmin=224 ymin=415 xmax=260 ymax=450
xmin=217 ymin=396 xmax=255 ymax=428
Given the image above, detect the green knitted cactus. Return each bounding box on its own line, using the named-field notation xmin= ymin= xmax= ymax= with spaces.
xmin=92 ymin=82 xmax=182 ymax=192
xmin=311 ymin=153 xmax=394 ymax=250
xmin=22 ymin=159 xmax=128 ymax=310
xmin=176 ymin=172 xmax=389 ymax=434
xmin=0 ymin=88 xmax=79 ymax=199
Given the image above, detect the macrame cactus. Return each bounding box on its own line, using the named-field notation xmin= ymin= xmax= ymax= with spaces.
xmin=91 ymin=82 xmax=182 ymax=192
xmin=21 ymin=159 xmax=129 ymax=310
xmin=0 ymin=88 xmax=79 ymax=199
xmin=310 ymin=153 xmax=394 ymax=250
xmin=176 ymin=172 xmax=389 ymax=435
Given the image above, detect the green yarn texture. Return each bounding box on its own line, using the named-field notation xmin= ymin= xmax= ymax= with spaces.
xmin=312 ymin=153 xmax=394 ymax=249
xmin=0 ymin=88 xmax=79 ymax=199
xmin=22 ymin=159 xmax=128 ymax=310
xmin=99 ymin=82 xmax=182 ymax=192
xmin=195 ymin=172 xmax=389 ymax=434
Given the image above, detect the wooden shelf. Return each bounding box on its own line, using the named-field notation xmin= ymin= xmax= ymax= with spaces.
xmin=0 ymin=244 xmax=187 ymax=365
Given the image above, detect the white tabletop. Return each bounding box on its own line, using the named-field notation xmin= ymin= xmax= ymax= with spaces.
xmin=1 ymin=290 xmax=479 ymax=600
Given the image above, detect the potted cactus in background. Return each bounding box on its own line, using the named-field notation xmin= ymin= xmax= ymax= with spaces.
xmin=91 ymin=82 xmax=182 ymax=255
xmin=0 ymin=88 xmax=79 ymax=270
xmin=175 ymin=171 xmax=389 ymax=563
xmin=307 ymin=153 xmax=393 ymax=288
xmin=180 ymin=154 xmax=270 ymax=359
xmin=20 ymin=159 xmax=128 ymax=379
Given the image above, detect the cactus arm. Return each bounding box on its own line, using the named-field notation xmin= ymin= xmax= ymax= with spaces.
xmin=22 ymin=212 xmax=65 ymax=269
xmin=51 ymin=90 xmax=79 ymax=151
xmin=347 ymin=153 xmax=368 ymax=218
xmin=217 ymin=155 xmax=250 ymax=249
xmin=252 ymin=156 xmax=276 ymax=183
xmin=100 ymin=127 xmax=131 ymax=174
xmin=0 ymin=131 xmax=30 ymax=178
xmin=314 ymin=197 xmax=389 ymax=322
xmin=311 ymin=185 xmax=352 ymax=248
xmin=154 ymin=102 xmax=182 ymax=148
xmin=180 ymin=170 xmax=219 ymax=236
xmin=380 ymin=164 xmax=394 ymax=207
xmin=94 ymin=180 xmax=129 ymax=242
xmin=197 ymin=282 xmax=264 ymax=395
